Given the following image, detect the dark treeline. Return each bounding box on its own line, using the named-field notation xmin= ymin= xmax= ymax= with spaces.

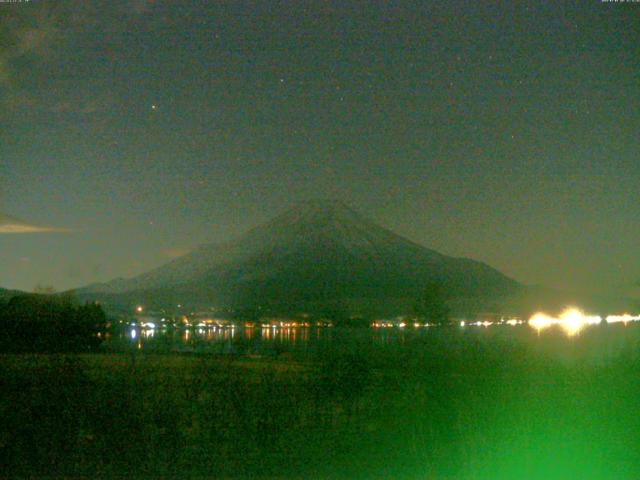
xmin=223 ymin=282 xmax=453 ymax=327
xmin=0 ymin=295 xmax=107 ymax=352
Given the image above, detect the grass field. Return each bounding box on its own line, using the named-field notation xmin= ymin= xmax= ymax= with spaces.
xmin=2 ymin=327 xmax=640 ymax=479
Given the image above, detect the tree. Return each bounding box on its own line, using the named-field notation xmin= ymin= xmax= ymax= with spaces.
xmin=0 ymin=295 xmax=108 ymax=352
xmin=415 ymin=281 xmax=451 ymax=325
xmin=33 ymin=284 xmax=57 ymax=294
xmin=321 ymin=299 xmax=351 ymax=326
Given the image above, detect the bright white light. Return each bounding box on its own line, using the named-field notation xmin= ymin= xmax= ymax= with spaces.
xmin=606 ymin=314 xmax=640 ymax=324
xmin=560 ymin=308 xmax=598 ymax=336
xmin=529 ymin=312 xmax=554 ymax=332
xmin=460 ymin=321 xmax=465 ymax=327
xmin=136 ymin=306 xmax=143 ymax=313
xmin=528 ymin=308 xmax=601 ymax=336
xmin=130 ymin=329 xmax=137 ymax=339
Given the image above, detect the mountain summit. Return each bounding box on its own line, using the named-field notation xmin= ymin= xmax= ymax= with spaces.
xmin=79 ymin=201 xmax=520 ymax=315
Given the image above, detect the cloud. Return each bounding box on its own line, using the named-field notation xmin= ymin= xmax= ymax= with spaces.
xmin=0 ymin=5 xmax=63 ymax=117
xmin=0 ymin=213 xmax=70 ymax=234
xmin=0 ymin=1 xmax=162 ymax=113
xmin=0 ymin=6 xmax=61 ymax=82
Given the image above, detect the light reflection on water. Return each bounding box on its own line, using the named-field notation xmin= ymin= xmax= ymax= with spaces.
xmin=104 ymin=321 xmax=640 ymax=366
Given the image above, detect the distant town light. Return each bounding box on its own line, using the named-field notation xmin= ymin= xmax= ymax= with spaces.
xmin=606 ymin=314 xmax=640 ymax=324
xmin=529 ymin=312 xmax=553 ymax=332
xmin=528 ymin=308 xmax=601 ymax=336
xmin=136 ymin=306 xmax=143 ymax=313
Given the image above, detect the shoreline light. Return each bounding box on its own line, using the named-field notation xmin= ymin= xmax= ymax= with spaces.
xmin=606 ymin=314 xmax=640 ymax=324
xmin=528 ymin=308 xmax=601 ymax=336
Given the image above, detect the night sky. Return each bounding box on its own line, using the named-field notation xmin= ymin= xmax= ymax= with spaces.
xmin=1 ymin=1 xmax=639 ymax=296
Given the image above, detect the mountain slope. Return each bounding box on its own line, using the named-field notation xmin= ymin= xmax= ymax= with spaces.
xmin=78 ymin=201 xmax=520 ymax=313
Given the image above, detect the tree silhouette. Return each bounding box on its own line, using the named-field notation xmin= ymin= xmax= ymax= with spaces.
xmin=415 ymin=281 xmax=450 ymax=325
xmin=0 ymin=295 xmax=107 ymax=352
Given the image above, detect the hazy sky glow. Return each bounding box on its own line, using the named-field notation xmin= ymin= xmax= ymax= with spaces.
xmin=1 ymin=1 xmax=639 ymax=295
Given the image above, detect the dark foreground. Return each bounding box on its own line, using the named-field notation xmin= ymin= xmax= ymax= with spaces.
xmin=2 ymin=327 xmax=640 ymax=479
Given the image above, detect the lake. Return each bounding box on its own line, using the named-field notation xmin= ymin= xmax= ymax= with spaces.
xmin=6 ymin=319 xmax=640 ymax=479
xmin=104 ymin=321 xmax=640 ymax=366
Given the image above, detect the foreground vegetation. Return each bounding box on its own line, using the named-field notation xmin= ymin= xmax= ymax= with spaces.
xmin=0 ymin=294 xmax=107 ymax=353
xmin=2 ymin=327 xmax=640 ymax=479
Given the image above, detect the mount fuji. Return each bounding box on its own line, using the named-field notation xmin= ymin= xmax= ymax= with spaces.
xmin=76 ymin=201 xmax=520 ymax=315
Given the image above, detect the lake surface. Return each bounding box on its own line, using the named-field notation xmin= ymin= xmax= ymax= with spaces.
xmin=9 ymin=319 xmax=640 ymax=479
xmin=103 ymin=321 xmax=640 ymax=365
